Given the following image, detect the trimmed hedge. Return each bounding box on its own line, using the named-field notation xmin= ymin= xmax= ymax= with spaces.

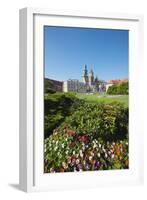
xmin=107 ymin=82 xmax=128 ymax=95
xmin=44 ymin=92 xmax=83 ymax=138
xmin=58 ymin=101 xmax=128 ymax=142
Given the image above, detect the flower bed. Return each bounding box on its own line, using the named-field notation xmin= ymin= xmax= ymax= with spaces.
xmin=44 ymin=130 xmax=128 ymax=172
xmin=44 ymin=101 xmax=128 ymax=173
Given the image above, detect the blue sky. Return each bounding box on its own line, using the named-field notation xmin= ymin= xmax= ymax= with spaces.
xmin=44 ymin=26 xmax=128 ymax=81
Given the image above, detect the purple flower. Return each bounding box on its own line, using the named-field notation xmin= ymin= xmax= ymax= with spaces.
xmin=95 ymin=161 xmax=101 ymax=169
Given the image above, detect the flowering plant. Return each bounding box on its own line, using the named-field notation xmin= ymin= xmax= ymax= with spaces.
xmin=44 ymin=128 xmax=128 ymax=173
xmin=44 ymin=94 xmax=129 ymax=173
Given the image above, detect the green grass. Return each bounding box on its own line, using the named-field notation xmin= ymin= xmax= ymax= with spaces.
xmin=76 ymin=93 xmax=128 ymax=107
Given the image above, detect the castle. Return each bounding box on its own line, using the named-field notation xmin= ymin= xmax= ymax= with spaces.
xmin=63 ymin=65 xmax=106 ymax=93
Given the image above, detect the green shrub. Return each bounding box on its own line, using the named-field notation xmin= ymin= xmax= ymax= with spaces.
xmin=107 ymin=82 xmax=128 ymax=95
xmin=59 ymin=102 xmax=128 ymax=141
xmin=44 ymin=92 xmax=83 ymax=138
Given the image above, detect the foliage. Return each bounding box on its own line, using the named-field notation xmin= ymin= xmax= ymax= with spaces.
xmin=44 ymin=100 xmax=128 ymax=172
xmin=44 ymin=78 xmax=56 ymax=93
xmin=107 ymin=82 xmax=128 ymax=95
xmin=59 ymin=102 xmax=128 ymax=141
xmin=44 ymin=92 xmax=83 ymax=138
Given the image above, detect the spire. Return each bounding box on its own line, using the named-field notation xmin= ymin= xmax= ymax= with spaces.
xmin=95 ymin=76 xmax=98 ymax=82
xmin=89 ymin=68 xmax=94 ymax=86
xmin=83 ymin=64 xmax=88 ymax=76
xmin=82 ymin=64 xmax=88 ymax=84
xmin=89 ymin=69 xmax=94 ymax=76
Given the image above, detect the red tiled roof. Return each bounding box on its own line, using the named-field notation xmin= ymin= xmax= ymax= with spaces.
xmin=107 ymin=79 xmax=128 ymax=84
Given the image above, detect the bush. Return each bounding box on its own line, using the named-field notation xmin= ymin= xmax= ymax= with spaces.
xmin=45 ymin=88 xmax=56 ymax=94
xmin=59 ymin=102 xmax=128 ymax=141
xmin=107 ymin=82 xmax=128 ymax=95
xmin=44 ymin=92 xmax=83 ymax=138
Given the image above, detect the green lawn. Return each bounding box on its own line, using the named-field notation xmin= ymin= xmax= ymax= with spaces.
xmin=76 ymin=93 xmax=128 ymax=107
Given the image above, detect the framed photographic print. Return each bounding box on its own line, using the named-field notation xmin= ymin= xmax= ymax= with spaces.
xmin=19 ymin=8 xmax=144 ymax=192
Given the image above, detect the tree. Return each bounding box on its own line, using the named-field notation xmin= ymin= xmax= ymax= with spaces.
xmin=107 ymin=82 xmax=128 ymax=95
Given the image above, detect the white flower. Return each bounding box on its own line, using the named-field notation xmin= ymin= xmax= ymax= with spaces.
xmin=80 ymin=153 xmax=83 ymax=158
xmin=83 ymin=160 xmax=86 ymax=165
xmin=99 ymin=144 xmax=101 ymax=148
xmin=79 ymin=150 xmax=83 ymax=156
xmin=76 ymin=159 xmax=80 ymax=165
xmin=65 ymin=150 xmax=69 ymax=155
xmin=79 ymin=150 xmax=83 ymax=154
xmin=75 ymin=154 xmax=79 ymax=158
xmin=54 ymin=146 xmax=58 ymax=151
xmin=62 ymin=162 xmax=68 ymax=169
xmin=73 ymin=151 xmax=75 ymax=155
xmin=111 ymin=154 xmax=114 ymax=159
xmin=82 ymin=146 xmax=85 ymax=151
xmin=89 ymin=156 xmax=93 ymax=161
xmin=90 ymin=152 xmax=94 ymax=157
xmin=98 ymin=153 xmax=101 ymax=157
xmin=93 ymin=143 xmax=97 ymax=148
xmin=105 ymin=153 xmax=108 ymax=158
xmin=103 ymin=148 xmax=106 ymax=153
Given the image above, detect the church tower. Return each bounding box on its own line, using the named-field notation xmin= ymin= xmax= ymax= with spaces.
xmin=89 ymin=69 xmax=94 ymax=86
xmin=82 ymin=65 xmax=89 ymax=84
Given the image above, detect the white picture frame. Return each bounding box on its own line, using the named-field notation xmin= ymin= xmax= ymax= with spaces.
xmin=19 ymin=7 xmax=144 ymax=192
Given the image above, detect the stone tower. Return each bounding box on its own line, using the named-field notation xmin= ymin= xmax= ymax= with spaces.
xmin=82 ymin=65 xmax=89 ymax=84
xmin=89 ymin=69 xmax=94 ymax=86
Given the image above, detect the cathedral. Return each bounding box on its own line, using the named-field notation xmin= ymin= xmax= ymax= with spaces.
xmin=82 ymin=65 xmax=106 ymax=93
xmin=63 ymin=65 xmax=106 ymax=93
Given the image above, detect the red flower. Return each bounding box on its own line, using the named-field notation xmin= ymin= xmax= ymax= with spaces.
xmin=67 ymin=131 xmax=76 ymax=137
xmin=64 ymin=129 xmax=76 ymax=137
xmin=77 ymin=136 xmax=88 ymax=143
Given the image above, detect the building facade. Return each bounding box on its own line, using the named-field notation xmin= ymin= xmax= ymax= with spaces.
xmin=63 ymin=65 xmax=106 ymax=93
xmin=63 ymin=79 xmax=87 ymax=93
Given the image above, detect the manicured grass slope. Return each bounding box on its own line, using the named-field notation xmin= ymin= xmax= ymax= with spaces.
xmin=76 ymin=93 xmax=128 ymax=107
